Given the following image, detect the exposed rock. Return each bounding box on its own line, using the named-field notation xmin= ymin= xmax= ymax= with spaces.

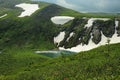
xmin=82 ymin=26 xmax=92 ymax=45
xmin=116 ymin=20 xmax=120 ymax=36
xmin=58 ymin=18 xmax=87 ymax=48
xmin=99 ymin=20 xmax=115 ymax=38
xmin=54 ymin=18 xmax=120 ymax=51
xmin=92 ymin=25 xmax=101 ymax=44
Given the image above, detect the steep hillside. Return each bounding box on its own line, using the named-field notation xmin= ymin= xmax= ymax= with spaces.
xmin=0 ymin=43 xmax=119 ymax=80
xmin=0 ymin=0 xmax=30 ymax=15
xmin=0 ymin=0 xmax=120 ymax=80
xmin=0 ymin=0 xmax=120 ymax=53
xmin=0 ymin=0 xmax=82 ymax=51
xmin=54 ymin=18 xmax=120 ymax=52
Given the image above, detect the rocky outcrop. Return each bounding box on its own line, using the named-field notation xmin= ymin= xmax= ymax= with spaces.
xmin=82 ymin=26 xmax=92 ymax=45
xmin=117 ymin=20 xmax=120 ymax=36
xmin=54 ymin=18 xmax=118 ymax=49
xmin=96 ymin=20 xmax=115 ymax=38
xmin=58 ymin=18 xmax=88 ymax=48
xmin=92 ymin=23 xmax=101 ymax=44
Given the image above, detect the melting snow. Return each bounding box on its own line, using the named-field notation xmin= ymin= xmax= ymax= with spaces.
xmin=15 ymin=3 xmax=39 ymax=17
xmin=59 ymin=32 xmax=107 ymax=52
xmin=67 ymin=32 xmax=74 ymax=41
xmin=59 ymin=20 xmax=120 ymax=52
xmin=54 ymin=31 xmax=65 ymax=46
xmin=51 ymin=16 xmax=74 ymax=25
xmin=0 ymin=14 xmax=7 ymax=18
xmin=110 ymin=20 xmax=120 ymax=43
xmin=85 ymin=18 xmax=110 ymax=28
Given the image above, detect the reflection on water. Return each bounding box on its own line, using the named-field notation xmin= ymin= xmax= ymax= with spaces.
xmin=34 ymin=50 xmax=76 ymax=58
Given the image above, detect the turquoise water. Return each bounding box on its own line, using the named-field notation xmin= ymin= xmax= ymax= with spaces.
xmin=35 ymin=50 xmax=76 ymax=58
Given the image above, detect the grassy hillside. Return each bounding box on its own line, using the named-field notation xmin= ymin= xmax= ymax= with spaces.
xmin=0 ymin=43 xmax=119 ymax=80
xmin=0 ymin=2 xmax=57 ymax=50
xmin=0 ymin=0 xmax=83 ymax=51
xmin=0 ymin=0 xmax=119 ymax=51
xmin=0 ymin=1 xmax=120 ymax=80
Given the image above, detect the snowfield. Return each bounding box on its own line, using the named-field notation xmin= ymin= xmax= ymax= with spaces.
xmin=54 ymin=31 xmax=65 ymax=46
xmin=59 ymin=19 xmax=120 ymax=52
xmin=67 ymin=32 xmax=74 ymax=41
xmin=15 ymin=3 xmax=39 ymax=17
xmin=0 ymin=14 xmax=7 ymax=18
xmin=110 ymin=20 xmax=120 ymax=43
xmin=51 ymin=16 xmax=74 ymax=25
xmin=59 ymin=32 xmax=108 ymax=52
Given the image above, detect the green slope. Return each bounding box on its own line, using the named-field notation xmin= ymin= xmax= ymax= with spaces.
xmin=0 ymin=1 xmax=120 ymax=80
xmin=0 ymin=0 xmax=82 ymax=51
xmin=0 ymin=48 xmax=50 ymax=79
xmin=0 ymin=0 xmax=119 ymax=51
xmin=0 ymin=43 xmax=119 ymax=80
xmin=0 ymin=0 xmax=30 ymax=15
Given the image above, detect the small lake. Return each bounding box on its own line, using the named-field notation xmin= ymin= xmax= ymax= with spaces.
xmin=35 ymin=50 xmax=76 ymax=58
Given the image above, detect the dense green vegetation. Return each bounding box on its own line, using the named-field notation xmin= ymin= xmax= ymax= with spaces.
xmin=0 ymin=43 xmax=119 ymax=80
xmin=0 ymin=0 xmax=84 ymax=51
xmin=0 ymin=0 xmax=120 ymax=80
xmin=0 ymin=1 xmax=59 ymax=50
xmin=0 ymin=0 xmax=120 ymax=50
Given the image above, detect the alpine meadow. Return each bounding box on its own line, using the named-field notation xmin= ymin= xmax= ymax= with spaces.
xmin=0 ymin=0 xmax=120 ymax=80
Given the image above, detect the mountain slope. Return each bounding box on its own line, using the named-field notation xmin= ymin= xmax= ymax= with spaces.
xmin=0 ymin=0 xmax=120 ymax=80
xmin=54 ymin=18 xmax=120 ymax=52
xmin=0 ymin=0 xmax=82 ymax=51
xmin=0 ymin=0 xmax=120 ymax=52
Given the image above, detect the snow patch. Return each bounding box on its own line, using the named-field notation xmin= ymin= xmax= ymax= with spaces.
xmin=67 ymin=32 xmax=74 ymax=41
xmin=115 ymin=20 xmax=119 ymax=27
xmin=0 ymin=14 xmax=7 ymax=18
xmin=51 ymin=16 xmax=74 ymax=25
xmin=110 ymin=20 xmax=120 ymax=43
xmin=85 ymin=18 xmax=110 ymax=28
xmin=54 ymin=31 xmax=65 ymax=46
xmin=59 ymin=32 xmax=107 ymax=52
xmin=59 ymin=20 xmax=120 ymax=52
xmin=15 ymin=3 xmax=39 ymax=17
